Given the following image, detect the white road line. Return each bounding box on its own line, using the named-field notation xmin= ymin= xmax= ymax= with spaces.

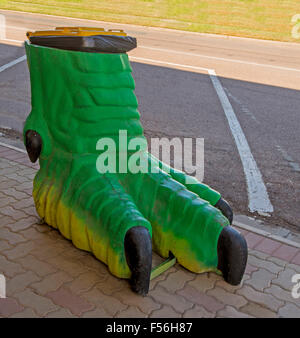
xmin=0 ymin=14 xmax=5 ymax=40
xmin=131 ymin=56 xmax=273 ymax=214
xmin=0 ymin=55 xmax=26 ymax=73
xmin=0 ymin=14 xmax=6 ymax=40
xmin=139 ymin=45 xmax=300 ymax=73
xmin=208 ymin=69 xmax=273 ymax=214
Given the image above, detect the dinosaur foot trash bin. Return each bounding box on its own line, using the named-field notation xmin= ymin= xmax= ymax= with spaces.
xmin=24 ymin=27 xmax=248 ymax=296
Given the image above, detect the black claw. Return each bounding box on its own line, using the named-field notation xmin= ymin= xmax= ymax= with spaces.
xmin=124 ymin=226 xmax=152 ymax=296
xmin=25 ymin=130 xmax=42 ymax=163
xmin=215 ymin=198 xmax=233 ymax=224
xmin=217 ymin=226 xmax=248 ymax=285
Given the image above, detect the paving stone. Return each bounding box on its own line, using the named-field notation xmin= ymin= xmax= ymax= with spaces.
xmin=272 ymin=268 xmax=299 ymax=291
xmin=247 ymin=254 xmax=283 ymax=274
xmin=19 ymin=227 xmax=49 ymax=241
xmin=47 ymin=286 xmax=94 ymax=316
xmin=0 ymin=196 xmax=17 ymax=208
xmin=245 ymin=263 xmax=258 ymax=275
xmin=183 ymin=305 xmax=215 ymax=318
xmin=187 ymin=273 xmax=216 ymax=293
xmin=47 ymin=230 xmax=74 ymax=245
xmin=273 ymin=245 xmax=299 ymax=262
xmin=0 ymin=297 xmax=24 ymax=317
xmin=217 ymin=305 xmax=253 ymax=318
xmin=81 ymin=308 xmax=111 ymax=318
xmin=245 ymin=233 xmax=264 ymax=249
xmin=207 ymin=286 xmax=247 ymax=308
xmin=8 ymin=216 xmax=39 ymax=232
xmin=3 ymin=241 xmax=36 ymax=260
xmin=0 ymin=227 xmax=26 ymax=245
xmin=0 ymin=159 xmax=11 ymax=168
xmin=115 ymin=306 xmax=147 ymax=318
xmin=14 ymin=157 xmax=35 ymax=168
xmin=291 ymin=252 xmax=300 ymax=266
xmin=92 ymin=273 xmax=126 ymax=296
xmin=113 ymin=288 xmax=160 ymax=315
xmin=47 ymin=255 xmax=89 ymax=277
xmin=0 ymin=255 xmax=25 ymax=277
xmin=10 ymin=308 xmax=39 ymax=318
xmin=16 ymin=167 xmax=35 ymax=177
xmin=23 ymin=188 xmax=34 ymax=196
xmin=32 ymin=223 xmax=53 ymax=234
xmin=5 ymin=173 xmax=28 ymax=184
xmin=236 ymin=285 xmax=284 ymax=311
xmin=6 ymin=270 xmax=40 ymax=295
xmin=215 ymin=274 xmax=250 ymax=293
xmin=18 ymin=255 xmax=57 ymax=277
xmin=244 ymin=268 xmax=276 ymax=291
xmin=0 ymin=215 xmax=15 ymax=227
xmin=82 ymin=287 xmax=127 ymax=316
xmin=158 ymin=269 xmax=194 ymax=293
xmin=45 ymin=308 xmax=78 ymax=318
xmin=1 ymin=188 xmax=28 ymax=201
xmin=31 ymin=244 xmax=67 ymax=261
xmin=3 ymin=152 xmax=24 ymax=161
xmin=67 ymin=271 xmax=105 ymax=294
xmin=14 ymin=182 xmax=33 ymax=191
xmin=54 ymin=243 xmax=82 ymax=258
xmin=267 ymin=256 xmax=287 ymax=267
xmin=174 ymin=265 xmax=196 ymax=279
xmin=76 ymin=254 xmax=113 ymax=278
xmin=278 ymin=303 xmax=300 ymax=318
xmin=265 ymin=284 xmax=300 ymax=307
xmin=287 ymin=263 xmax=300 ymax=273
xmin=15 ymin=289 xmax=58 ymax=316
xmin=0 ymin=179 xmax=19 ymax=190
xmin=21 ymin=171 xmax=36 ymax=181
xmin=255 ymin=238 xmax=282 ymax=255
xmin=240 ymin=303 xmax=277 ymax=318
xmin=150 ymin=305 xmax=181 ymax=318
xmin=31 ymin=271 xmax=73 ymax=294
xmin=178 ymin=285 xmax=224 ymax=313
xmin=207 ymin=271 xmax=224 ymax=283
xmin=22 ymin=206 xmax=39 ymax=217
xmin=1 ymin=205 xmax=28 ymax=221
xmin=234 ymin=228 xmax=249 ymax=237
xmin=34 ymin=236 xmax=67 ymax=251
xmin=149 ymin=272 xmax=168 ymax=292
xmin=0 ymin=240 xmax=11 ymax=251
xmin=250 ymin=249 xmax=270 ymax=260
xmin=151 ymin=286 xmax=193 ymax=314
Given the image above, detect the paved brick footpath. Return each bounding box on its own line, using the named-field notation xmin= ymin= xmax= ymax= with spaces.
xmin=0 ymin=145 xmax=300 ymax=318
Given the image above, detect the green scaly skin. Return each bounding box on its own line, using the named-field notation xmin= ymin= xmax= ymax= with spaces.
xmin=24 ymin=42 xmax=229 ymax=279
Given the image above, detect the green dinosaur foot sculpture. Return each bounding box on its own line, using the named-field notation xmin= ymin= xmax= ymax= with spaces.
xmin=24 ymin=30 xmax=248 ymax=295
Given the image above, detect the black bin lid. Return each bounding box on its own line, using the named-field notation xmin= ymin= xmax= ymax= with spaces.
xmin=26 ymin=27 xmax=137 ymax=53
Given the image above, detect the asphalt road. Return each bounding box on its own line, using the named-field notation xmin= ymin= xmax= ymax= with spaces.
xmin=0 ymin=9 xmax=299 ymax=236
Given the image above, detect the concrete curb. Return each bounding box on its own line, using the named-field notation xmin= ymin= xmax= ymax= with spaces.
xmin=233 ymin=221 xmax=300 ymax=249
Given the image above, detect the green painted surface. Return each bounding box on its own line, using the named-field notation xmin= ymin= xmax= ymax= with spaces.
xmin=24 ymin=42 xmax=229 ymax=278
